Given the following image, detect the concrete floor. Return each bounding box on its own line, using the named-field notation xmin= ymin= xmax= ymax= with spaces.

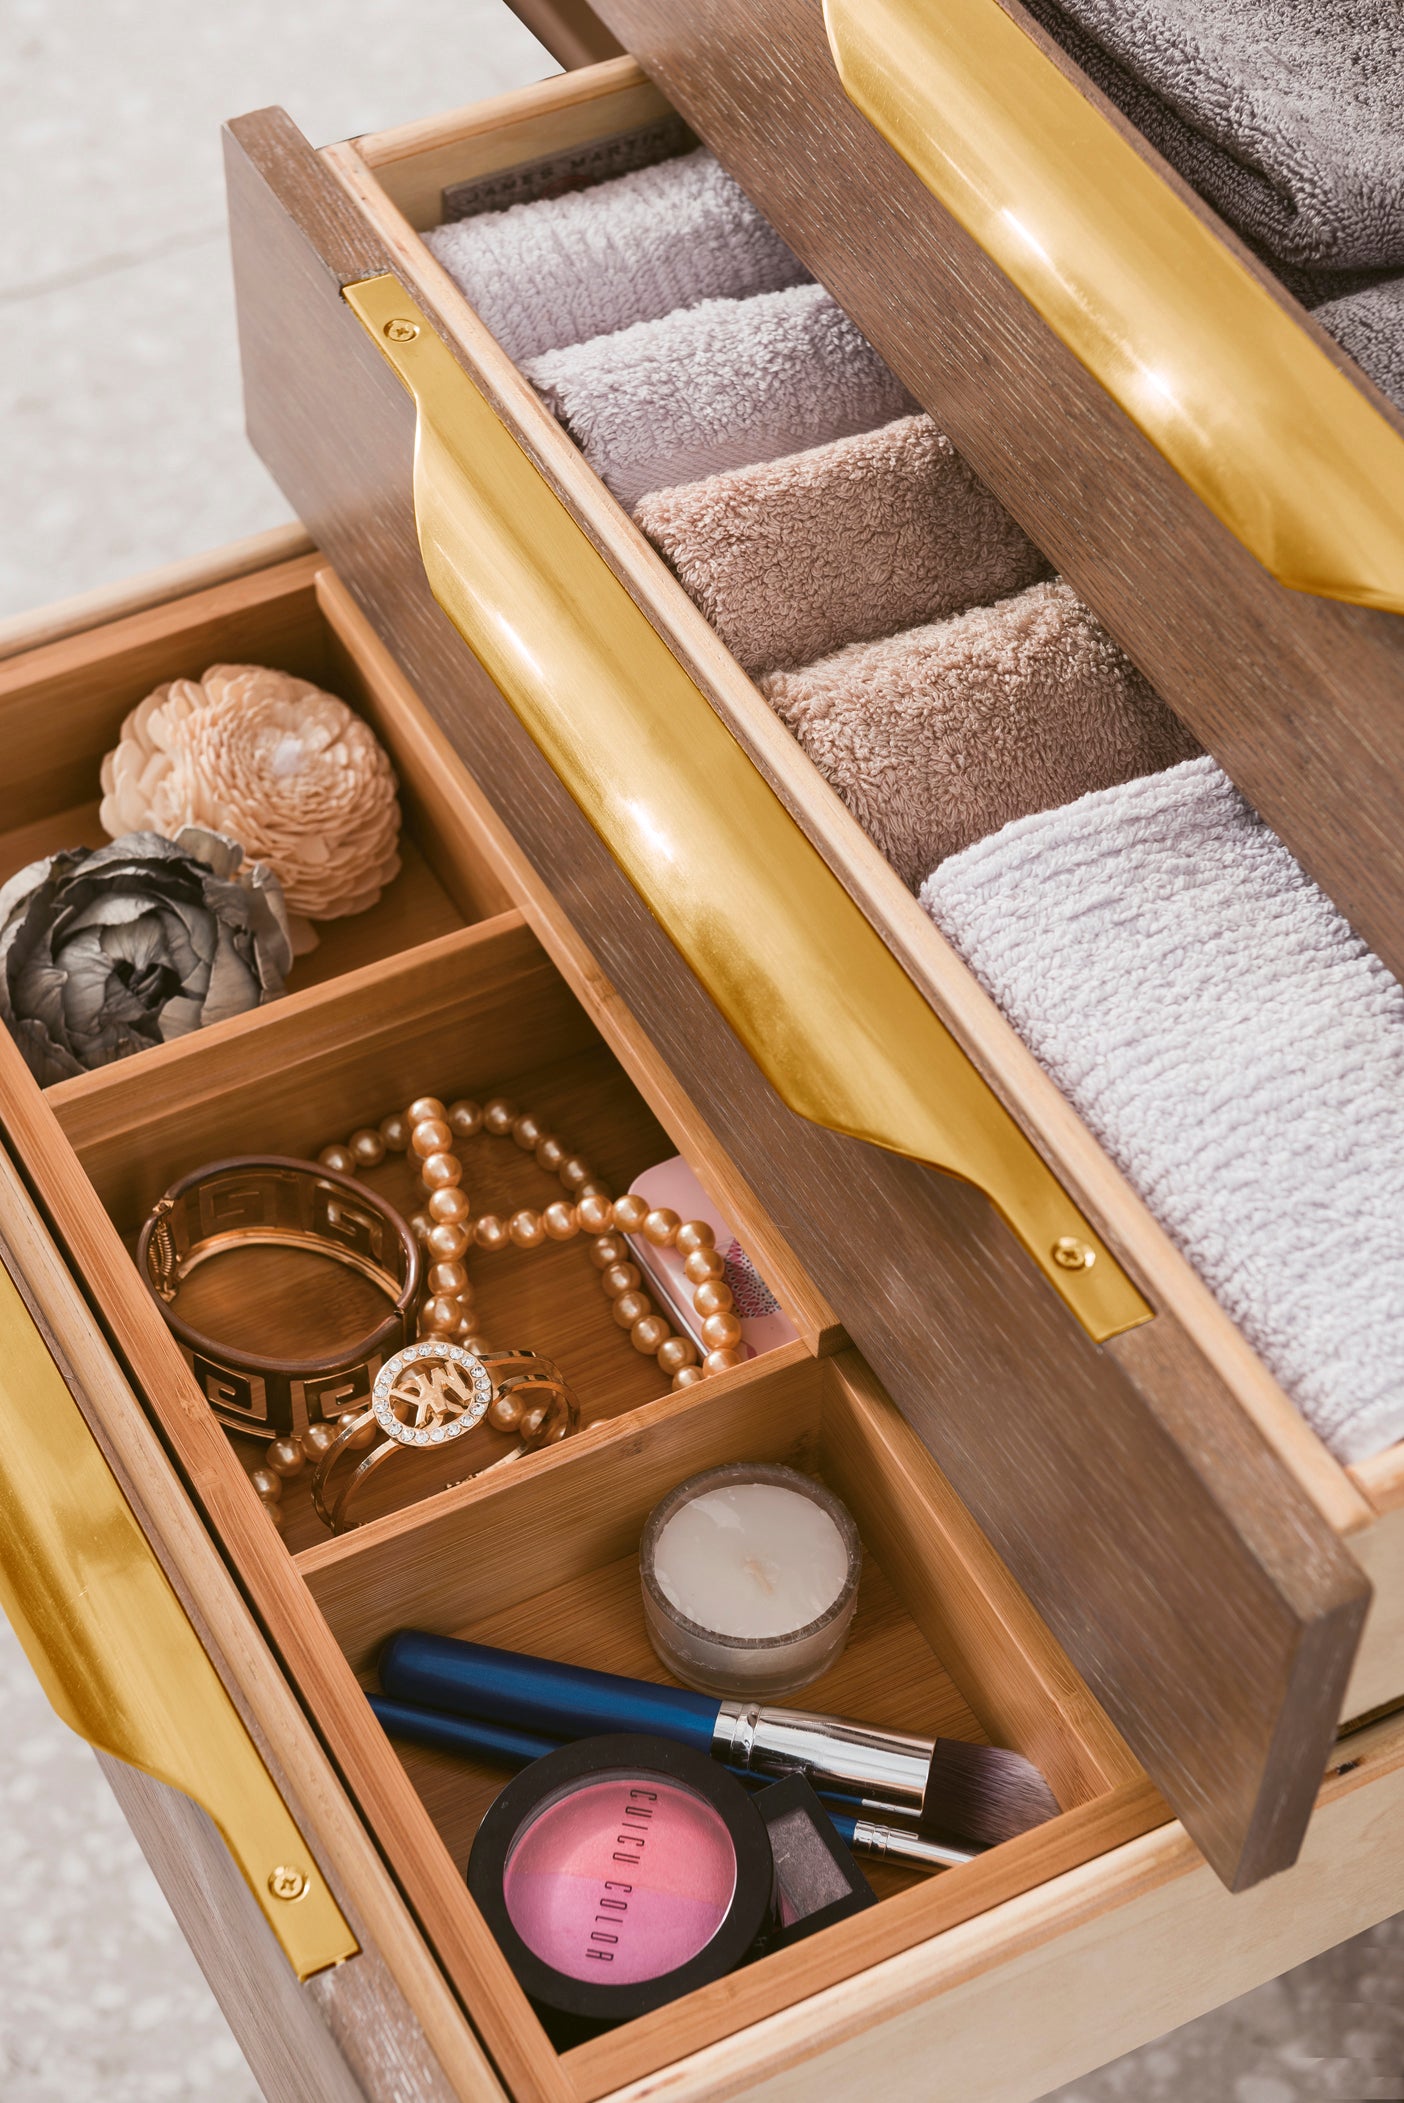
xmin=1 ymin=2 xmax=1400 ymax=2097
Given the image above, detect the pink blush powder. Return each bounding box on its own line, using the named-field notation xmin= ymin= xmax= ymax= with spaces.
xmin=502 ymin=1777 xmax=738 ymax=1985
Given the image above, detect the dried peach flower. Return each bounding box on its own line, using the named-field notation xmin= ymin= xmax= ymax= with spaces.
xmin=100 ymin=665 xmax=402 ymax=948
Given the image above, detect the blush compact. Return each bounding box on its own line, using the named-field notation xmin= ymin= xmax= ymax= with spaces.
xmin=467 ymin=1733 xmax=775 ymax=2042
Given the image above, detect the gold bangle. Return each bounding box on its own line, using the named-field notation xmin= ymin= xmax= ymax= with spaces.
xmin=309 ymin=1340 xmax=579 ymax=1533
xmin=136 ymin=1156 xmax=421 ymax=1443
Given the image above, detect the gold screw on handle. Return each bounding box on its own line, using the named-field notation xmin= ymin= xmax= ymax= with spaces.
xmin=268 ymin=1865 xmax=310 ymax=1902
xmin=383 ymin=317 xmax=419 ymax=343
xmin=1052 ymin=1236 xmax=1096 ymax=1272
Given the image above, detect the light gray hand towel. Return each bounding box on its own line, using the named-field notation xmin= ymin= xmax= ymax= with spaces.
xmin=1312 ymin=276 xmax=1404 ymax=413
xmin=921 ymin=756 xmax=1404 ymax=1464
xmin=523 ymin=282 xmax=920 ymax=511
xmin=424 ymin=148 xmax=809 ymax=363
xmin=760 ymin=578 xmax=1199 ymax=888
xmin=1021 ymin=0 xmax=1404 ymax=274
xmin=633 ymin=415 xmax=1051 ymax=676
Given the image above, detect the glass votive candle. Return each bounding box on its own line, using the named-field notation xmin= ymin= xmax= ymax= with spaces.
xmin=639 ymin=1463 xmax=862 ymax=1698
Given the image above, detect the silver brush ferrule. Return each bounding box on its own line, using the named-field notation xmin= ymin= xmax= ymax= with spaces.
xmin=849 ymin=1820 xmax=975 ymax=1871
xmin=711 ymin=1700 xmax=935 ymax=1813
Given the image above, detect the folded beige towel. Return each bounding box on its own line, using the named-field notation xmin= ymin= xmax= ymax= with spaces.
xmin=424 ymin=149 xmax=809 ymax=364
xmin=523 ymin=282 xmax=919 ymax=510
xmin=761 ymin=580 xmax=1200 ymax=887
xmin=634 ymin=415 xmax=1051 ymax=676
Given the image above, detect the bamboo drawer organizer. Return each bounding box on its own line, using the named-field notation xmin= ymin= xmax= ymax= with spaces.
xmin=0 ymin=542 xmax=1149 ymax=2100
xmin=0 ymin=543 xmax=1402 ymax=2103
xmin=219 ymin=45 xmax=1404 ymax=1904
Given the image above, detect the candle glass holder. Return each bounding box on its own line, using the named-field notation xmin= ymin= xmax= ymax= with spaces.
xmin=639 ymin=1462 xmax=862 ymax=1698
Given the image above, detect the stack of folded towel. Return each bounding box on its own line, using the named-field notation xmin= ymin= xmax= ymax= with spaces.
xmin=1020 ymin=0 xmax=1404 ymax=408
xmin=426 ymin=141 xmax=1402 ymax=1459
xmin=426 ymin=142 xmax=1201 ymax=891
xmin=922 ymin=757 xmax=1404 ymax=1463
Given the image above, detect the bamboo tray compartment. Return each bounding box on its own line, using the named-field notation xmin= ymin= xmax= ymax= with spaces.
xmin=217 ymin=56 xmax=1403 ymax=1892
xmin=298 ymin=1348 xmax=1149 ymax=2098
xmin=3 ymin=538 xmax=1404 ymax=2102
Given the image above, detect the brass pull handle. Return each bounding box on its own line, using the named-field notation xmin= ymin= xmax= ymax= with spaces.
xmin=0 ymin=1252 xmax=358 ymax=1981
xmin=824 ymin=0 xmax=1404 ymax=616
xmin=346 ymin=273 xmax=1151 ymax=1341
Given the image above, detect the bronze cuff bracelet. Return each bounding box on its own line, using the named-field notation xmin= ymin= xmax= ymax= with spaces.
xmin=137 ymin=1156 xmax=421 ymax=1441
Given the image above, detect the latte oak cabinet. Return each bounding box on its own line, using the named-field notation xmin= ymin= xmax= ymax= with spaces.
xmin=2 ymin=2 xmax=1403 ymax=2098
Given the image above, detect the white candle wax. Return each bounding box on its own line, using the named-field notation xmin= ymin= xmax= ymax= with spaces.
xmin=640 ymin=1466 xmax=862 ymax=1697
xmin=653 ymin=1484 xmax=849 ymax=1638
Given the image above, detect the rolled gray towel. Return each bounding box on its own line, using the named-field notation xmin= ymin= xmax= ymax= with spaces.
xmin=634 ymin=415 xmax=1051 ymax=677
xmin=424 ymin=149 xmax=808 ymax=363
xmin=523 ymin=282 xmax=919 ymax=510
xmin=1021 ymin=0 xmax=1404 ymax=276
xmin=1312 ymin=276 xmax=1404 ymax=413
xmin=760 ymin=578 xmax=1198 ymax=889
xmin=921 ymin=756 xmax=1404 ymax=1464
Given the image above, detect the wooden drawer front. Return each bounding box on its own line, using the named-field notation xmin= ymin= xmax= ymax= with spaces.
xmin=218 ymin=67 xmax=1404 ymax=1894
xmin=584 ymin=0 xmax=1404 ymax=999
xmin=0 ymin=1075 xmax=486 ymax=2101
xmin=3 ymin=537 xmax=1404 ymax=2103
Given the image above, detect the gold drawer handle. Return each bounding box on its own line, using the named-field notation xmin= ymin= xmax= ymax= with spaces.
xmin=824 ymin=0 xmax=1404 ymax=616
xmin=347 ymin=272 xmax=1150 ymax=1341
xmin=0 ymin=1254 xmax=358 ymax=1981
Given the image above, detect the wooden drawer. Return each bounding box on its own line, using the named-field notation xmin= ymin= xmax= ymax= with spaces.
xmin=219 ymin=54 xmax=1404 ymax=1898
xmin=2 ymin=533 xmax=1404 ymax=2103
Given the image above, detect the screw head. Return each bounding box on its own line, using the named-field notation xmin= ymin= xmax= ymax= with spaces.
xmin=1051 ymin=1236 xmax=1096 ymax=1273
xmin=268 ymin=1865 xmax=309 ymax=1902
xmin=383 ymin=317 xmax=419 ymax=343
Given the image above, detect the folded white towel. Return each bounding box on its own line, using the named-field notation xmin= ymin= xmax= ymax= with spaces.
xmin=920 ymin=756 xmax=1404 ymax=1463
xmin=424 ymin=149 xmax=809 ymax=363
xmin=523 ymin=282 xmax=920 ymax=510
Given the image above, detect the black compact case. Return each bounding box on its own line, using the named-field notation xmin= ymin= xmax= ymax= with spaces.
xmin=753 ymin=1775 xmax=877 ymax=1950
xmin=467 ymin=1732 xmax=775 ymax=2045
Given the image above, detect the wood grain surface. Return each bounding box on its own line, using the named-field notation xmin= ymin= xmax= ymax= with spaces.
xmin=501 ymin=0 xmax=624 ymax=67
xmin=0 ymin=1147 xmax=501 ymax=2102
xmin=221 ymin=102 xmax=1372 ymax=1889
xmin=99 ymin=1757 xmax=459 ymax=2103
xmin=589 ymin=0 xmax=1404 ymax=990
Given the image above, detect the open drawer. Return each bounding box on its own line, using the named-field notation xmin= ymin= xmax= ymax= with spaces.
xmin=220 ymin=53 xmax=1403 ymax=1895
xmin=3 ymin=534 xmax=1404 ymax=2102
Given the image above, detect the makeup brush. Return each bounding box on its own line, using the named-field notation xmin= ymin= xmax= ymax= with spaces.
xmin=368 ymin=1693 xmax=978 ymax=1873
xmin=378 ymin=1631 xmax=1060 ymax=1847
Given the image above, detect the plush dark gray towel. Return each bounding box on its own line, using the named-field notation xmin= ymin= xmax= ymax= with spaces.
xmin=1022 ymin=0 xmax=1404 ymax=275
xmin=1312 ymin=277 xmax=1404 ymax=413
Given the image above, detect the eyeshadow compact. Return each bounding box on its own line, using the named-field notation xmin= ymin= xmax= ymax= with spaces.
xmin=751 ymin=1774 xmax=876 ymax=1951
xmin=467 ymin=1733 xmax=775 ymax=2043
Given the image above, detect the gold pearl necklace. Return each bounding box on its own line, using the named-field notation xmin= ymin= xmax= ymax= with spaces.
xmin=244 ymin=1093 xmax=748 ymax=1527
xmin=318 ymin=1091 xmax=747 ymax=1387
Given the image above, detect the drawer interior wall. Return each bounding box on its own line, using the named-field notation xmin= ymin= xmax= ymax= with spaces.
xmin=0 ymin=549 xmax=1155 ymax=2098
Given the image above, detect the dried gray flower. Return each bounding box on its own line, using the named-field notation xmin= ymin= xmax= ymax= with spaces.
xmin=0 ymin=828 xmax=293 ymax=1086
